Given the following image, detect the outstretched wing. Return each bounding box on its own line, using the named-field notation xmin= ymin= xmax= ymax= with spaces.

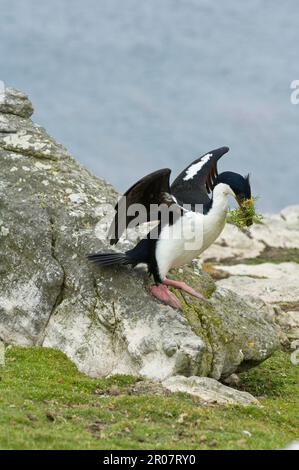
xmin=108 ymin=168 xmax=173 ymax=245
xmin=171 ymin=146 xmax=229 ymax=208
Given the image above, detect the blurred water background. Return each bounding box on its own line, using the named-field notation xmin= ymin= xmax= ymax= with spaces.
xmin=1 ymin=0 xmax=299 ymax=211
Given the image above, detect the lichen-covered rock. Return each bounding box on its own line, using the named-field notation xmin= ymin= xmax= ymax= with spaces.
xmin=0 ymin=86 xmax=281 ymax=381
xmin=0 ymin=87 xmax=33 ymax=119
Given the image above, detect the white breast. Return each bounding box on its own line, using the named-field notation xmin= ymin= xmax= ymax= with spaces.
xmin=155 ymin=184 xmax=230 ymax=280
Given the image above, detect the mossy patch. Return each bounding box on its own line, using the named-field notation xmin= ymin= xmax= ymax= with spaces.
xmin=169 ymin=265 xmax=216 ymax=298
xmin=276 ymin=301 xmax=299 ymax=312
xmin=208 ymin=247 xmax=299 ymax=266
xmin=241 ymin=247 xmax=299 ymax=265
xmin=167 ymin=266 xmax=225 ymax=376
xmin=0 ymin=347 xmax=298 ymax=450
xmin=202 ymin=262 xmax=231 ymax=280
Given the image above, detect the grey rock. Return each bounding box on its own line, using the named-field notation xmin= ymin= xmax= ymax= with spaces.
xmin=162 ymin=375 xmax=258 ymax=405
xmin=201 ymin=204 xmax=299 ymax=342
xmin=214 ymin=263 xmax=299 ymax=341
xmin=216 ymin=262 xmax=299 ymax=304
xmin=0 ymin=87 xmax=33 ymax=119
xmin=0 ymin=89 xmax=69 ymax=161
xmin=250 ymin=212 xmax=299 ymax=249
xmin=201 ymin=206 xmax=299 ymax=263
xmin=223 ymin=373 xmax=242 ymax=387
xmin=0 ymin=87 xmax=281 ymax=381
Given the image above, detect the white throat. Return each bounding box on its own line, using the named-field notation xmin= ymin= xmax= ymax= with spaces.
xmin=210 ymin=182 xmax=234 ymax=212
xmin=202 ymin=182 xmax=234 ymax=243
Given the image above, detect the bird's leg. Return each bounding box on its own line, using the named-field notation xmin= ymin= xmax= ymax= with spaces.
xmin=163 ymin=278 xmax=206 ymax=300
xmin=149 ymin=284 xmax=182 ymax=310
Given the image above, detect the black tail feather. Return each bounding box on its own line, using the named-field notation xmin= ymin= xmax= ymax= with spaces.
xmin=88 ymin=238 xmax=151 ymax=269
xmin=87 ymin=251 xmax=130 ymax=267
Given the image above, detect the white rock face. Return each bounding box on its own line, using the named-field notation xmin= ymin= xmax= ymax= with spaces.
xmin=250 ymin=213 xmax=299 ymax=249
xmin=162 ymin=375 xmax=258 ymax=405
xmin=280 ymin=206 xmax=299 ymax=226
xmin=216 ymin=263 xmax=299 ymax=303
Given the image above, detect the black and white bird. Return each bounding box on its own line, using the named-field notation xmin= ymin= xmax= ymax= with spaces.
xmin=88 ymin=147 xmax=252 ymax=309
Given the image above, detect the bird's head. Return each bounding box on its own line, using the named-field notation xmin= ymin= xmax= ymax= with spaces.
xmin=215 ymin=171 xmax=253 ymax=225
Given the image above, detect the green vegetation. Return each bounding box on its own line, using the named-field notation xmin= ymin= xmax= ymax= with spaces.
xmin=277 ymin=301 xmax=299 ymax=312
xmin=227 ymin=197 xmax=263 ymax=229
xmin=0 ymin=347 xmax=298 ymax=450
xmin=207 ymin=247 xmax=299 ymax=267
xmin=240 ymin=247 xmax=299 ymax=265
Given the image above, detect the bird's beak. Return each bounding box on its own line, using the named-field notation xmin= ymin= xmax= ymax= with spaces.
xmin=236 ymin=197 xmax=254 ymax=226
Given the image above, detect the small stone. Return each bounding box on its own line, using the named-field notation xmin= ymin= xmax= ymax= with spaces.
xmin=162 ymin=376 xmax=259 ymax=405
xmin=108 ymin=385 xmax=121 ymax=396
xmin=69 ymin=193 xmax=83 ymax=204
xmin=177 ymin=413 xmax=188 ymax=424
xmin=208 ymin=440 xmax=218 ymax=448
xmin=223 ymin=374 xmax=242 ymax=387
xmin=162 ymin=339 xmax=178 ymax=357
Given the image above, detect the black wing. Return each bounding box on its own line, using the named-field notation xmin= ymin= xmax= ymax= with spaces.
xmin=108 ymin=168 xmax=174 ymax=245
xmin=171 ymin=146 xmax=229 ymax=208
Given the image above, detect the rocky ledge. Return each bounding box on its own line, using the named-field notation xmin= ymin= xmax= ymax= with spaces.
xmin=201 ymin=209 xmax=299 ymax=344
xmin=0 ymin=87 xmax=292 ymax=405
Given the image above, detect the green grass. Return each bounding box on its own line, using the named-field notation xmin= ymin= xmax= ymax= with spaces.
xmin=208 ymin=247 xmax=299 ymax=267
xmin=240 ymin=247 xmax=299 ymax=265
xmin=0 ymin=347 xmax=298 ymax=450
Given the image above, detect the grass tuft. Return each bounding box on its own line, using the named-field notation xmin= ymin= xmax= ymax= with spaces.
xmin=227 ymin=197 xmax=263 ymax=229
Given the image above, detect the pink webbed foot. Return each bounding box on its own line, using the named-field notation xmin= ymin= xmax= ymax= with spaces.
xmin=163 ymin=278 xmax=206 ymax=300
xmin=150 ymin=284 xmax=182 ymax=310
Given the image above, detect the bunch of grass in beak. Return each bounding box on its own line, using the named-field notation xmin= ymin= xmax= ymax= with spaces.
xmin=227 ymin=197 xmax=263 ymax=229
